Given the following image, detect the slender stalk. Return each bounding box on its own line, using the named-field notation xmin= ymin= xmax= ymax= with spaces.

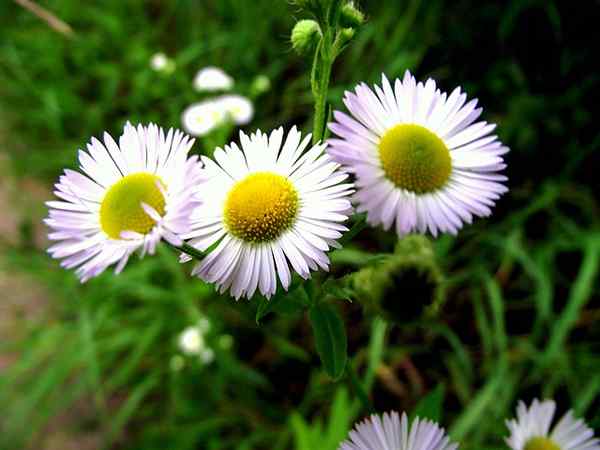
xmin=166 ymin=241 xmax=205 ymax=261
xmin=310 ymin=10 xmax=336 ymax=145
xmin=346 ymin=363 xmax=375 ymax=414
xmin=312 ymin=57 xmax=332 ymax=144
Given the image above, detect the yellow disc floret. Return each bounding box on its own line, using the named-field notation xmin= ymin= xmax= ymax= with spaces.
xmin=524 ymin=437 xmax=561 ymax=450
xmin=224 ymin=172 xmax=299 ymax=243
xmin=378 ymin=124 xmax=452 ymax=194
xmin=100 ymin=173 xmax=166 ymax=239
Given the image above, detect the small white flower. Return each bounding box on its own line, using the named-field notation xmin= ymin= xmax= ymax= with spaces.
xmin=150 ymin=53 xmax=168 ymax=71
xmin=328 ymin=70 xmax=509 ymax=237
xmin=178 ymin=326 xmax=205 ymax=355
xmin=45 ymin=123 xmax=204 ymax=281
xmin=193 ymin=66 xmax=234 ymax=92
xmin=150 ymin=52 xmax=175 ymax=74
xmin=506 ymin=399 xmax=600 ymax=450
xmin=182 ymin=101 xmax=227 ymax=137
xmin=183 ymin=126 xmax=354 ymax=300
xmin=216 ymin=94 xmax=254 ymax=125
xmin=340 ymin=411 xmax=457 ymax=450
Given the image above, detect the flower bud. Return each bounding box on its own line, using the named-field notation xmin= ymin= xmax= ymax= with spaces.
xmin=351 ymin=235 xmax=445 ymax=324
xmin=339 ymin=2 xmax=365 ymax=28
xmin=337 ymin=27 xmax=356 ymax=47
xmin=291 ymin=19 xmax=322 ymax=56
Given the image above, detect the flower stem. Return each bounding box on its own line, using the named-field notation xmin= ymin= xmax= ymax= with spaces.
xmin=166 ymin=241 xmax=205 ymax=261
xmin=310 ymin=13 xmax=336 ymax=144
xmin=346 ymin=363 xmax=375 ymax=414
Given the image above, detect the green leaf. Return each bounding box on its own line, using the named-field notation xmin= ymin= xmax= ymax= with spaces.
xmin=412 ymin=383 xmax=445 ymax=422
xmin=309 ymin=303 xmax=347 ymax=380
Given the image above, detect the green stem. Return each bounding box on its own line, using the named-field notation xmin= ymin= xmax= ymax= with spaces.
xmin=312 ymin=59 xmax=332 ymax=144
xmin=310 ymin=20 xmax=335 ymax=145
xmin=346 ymin=363 xmax=375 ymax=414
xmin=166 ymin=241 xmax=205 ymax=261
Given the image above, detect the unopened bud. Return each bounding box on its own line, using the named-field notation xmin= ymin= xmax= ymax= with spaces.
xmin=340 ymin=2 xmax=365 ymax=28
xmin=337 ymin=27 xmax=356 ymax=47
xmin=351 ymin=235 xmax=445 ymax=324
xmin=291 ymin=19 xmax=322 ymax=56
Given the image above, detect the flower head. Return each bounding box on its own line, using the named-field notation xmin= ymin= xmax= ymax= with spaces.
xmin=328 ymin=70 xmax=509 ymax=237
xmin=340 ymin=411 xmax=457 ymax=450
xmin=506 ymin=399 xmax=600 ymax=450
xmin=216 ymin=94 xmax=254 ymax=125
xmin=193 ymin=66 xmax=234 ymax=92
xmin=178 ymin=326 xmax=205 ymax=355
xmin=182 ymin=100 xmax=227 ymax=137
xmin=150 ymin=52 xmax=175 ymax=74
xmin=183 ymin=126 xmax=354 ymax=299
xmin=45 ymin=123 xmax=204 ymax=281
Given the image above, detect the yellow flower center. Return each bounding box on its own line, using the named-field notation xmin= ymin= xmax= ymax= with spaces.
xmin=224 ymin=172 xmax=299 ymax=243
xmin=524 ymin=437 xmax=561 ymax=450
xmin=378 ymin=124 xmax=452 ymax=193
xmin=99 ymin=173 xmax=166 ymax=239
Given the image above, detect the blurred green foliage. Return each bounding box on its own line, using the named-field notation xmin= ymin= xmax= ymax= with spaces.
xmin=0 ymin=1 xmax=599 ymax=450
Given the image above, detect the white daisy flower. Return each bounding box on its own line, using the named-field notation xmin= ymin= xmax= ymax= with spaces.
xmin=150 ymin=52 xmax=168 ymax=71
xmin=45 ymin=123 xmax=204 ymax=282
xmin=193 ymin=66 xmax=234 ymax=92
xmin=506 ymin=399 xmax=600 ymax=450
xmin=178 ymin=326 xmax=205 ymax=355
xmin=340 ymin=411 xmax=457 ymax=450
xmin=216 ymin=94 xmax=254 ymax=125
xmin=182 ymin=100 xmax=227 ymax=137
xmin=183 ymin=126 xmax=354 ymax=300
xmin=150 ymin=52 xmax=175 ymax=73
xmin=328 ymin=70 xmax=509 ymax=237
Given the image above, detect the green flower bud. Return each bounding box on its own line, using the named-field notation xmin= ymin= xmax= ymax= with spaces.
xmin=351 ymin=235 xmax=445 ymax=324
xmin=340 ymin=2 xmax=365 ymax=28
xmin=291 ymin=19 xmax=322 ymax=56
xmin=337 ymin=27 xmax=356 ymax=47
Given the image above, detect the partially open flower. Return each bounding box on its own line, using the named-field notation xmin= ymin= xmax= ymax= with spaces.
xmin=45 ymin=123 xmax=204 ymax=281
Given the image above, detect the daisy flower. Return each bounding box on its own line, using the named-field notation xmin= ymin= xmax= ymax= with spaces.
xmin=178 ymin=326 xmax=205 ymax=355
xmin=506 ymin=399 xmax=600 ymax=450
xmin=150 ymin=52 xmax=175 ymax=74
xmin=193 ymin=66 xmax=234 ymax=92
xmin=340 ymin=411 xmax=457 ymax=450
xmin=216 ymin=94 xmax=254 ymax=125
xmin=45 ymin=123 xmax=204 ymax=282
xmin=183 ymin=126 xmax=354 ymax=299
xmin=328 ymin=70 xmax=509 ymax=237
xmin=182 ymin=100 xmax=227 ymax=137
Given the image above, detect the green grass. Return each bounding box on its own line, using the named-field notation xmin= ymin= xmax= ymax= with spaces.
xmin=1 ymin=0 xmax=599 ymax=449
